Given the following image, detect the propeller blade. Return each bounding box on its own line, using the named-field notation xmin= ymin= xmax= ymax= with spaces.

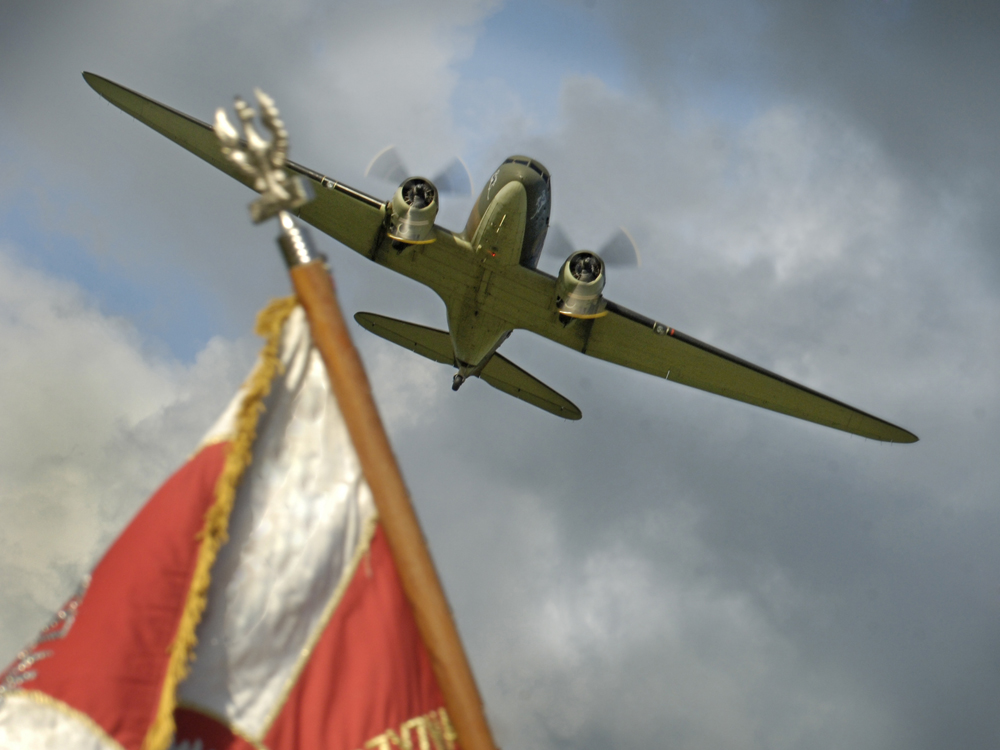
xmin=367 ymin=146 xmax=471 ymax=196
xmin=544 ymin=224 xmax=577 ymax=259
xmin=432 ymin=157 xmax=474 ymax=196
xmin=598 ymin=227 xmax=640 ymax=267
xmin=365 ymin=145 xmax=409 ymax=185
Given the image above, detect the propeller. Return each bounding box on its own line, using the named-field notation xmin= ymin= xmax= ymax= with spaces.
xmin=365 ymin=145 xmax=474 ymax=197
xmin=545 ymin=224 xmax=641 ymax=268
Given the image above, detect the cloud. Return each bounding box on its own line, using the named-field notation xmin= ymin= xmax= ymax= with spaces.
xmin=0 ymin=0 xmax=498 ymax=357
xmin=567 ymin=0 xmax=1000 ymax=274
xmin=394 ymin=74 xmax=1000 ymax=750
xmin=0 ymin=243 xmax=255 ymax=660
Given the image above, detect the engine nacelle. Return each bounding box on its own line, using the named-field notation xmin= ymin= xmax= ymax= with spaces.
xmin=555 ymin=251 xmax=608 ymax=318
xmin=388 ymin=177 xmax=439 ymax=244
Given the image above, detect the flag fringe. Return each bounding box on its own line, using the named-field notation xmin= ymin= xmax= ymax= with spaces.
xmin=143 ymin=296 xmax=298 ymax=750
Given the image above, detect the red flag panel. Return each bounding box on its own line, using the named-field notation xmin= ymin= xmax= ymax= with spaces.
xmin=0 ymin=443 xmax=228 ymax=750
xmin=264 ymin=526 xmax=451 ymax=750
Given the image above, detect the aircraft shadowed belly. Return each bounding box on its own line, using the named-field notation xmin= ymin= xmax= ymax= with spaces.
xmin=444 ymin=182 xmax=527 ymax=371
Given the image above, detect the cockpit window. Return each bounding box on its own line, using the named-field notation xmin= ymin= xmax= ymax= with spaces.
xmin=503 ymin=157 xmax=549 ymax=183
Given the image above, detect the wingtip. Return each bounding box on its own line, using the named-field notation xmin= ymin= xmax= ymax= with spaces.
xmin=879 ymin=425 xmax=919 ymax=444
xmin=82 ymin=71 xmax=115 ymax=98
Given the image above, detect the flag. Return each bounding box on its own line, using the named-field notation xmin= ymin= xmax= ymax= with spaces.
xmin=0 ymin=298 xmax=457 ymax=750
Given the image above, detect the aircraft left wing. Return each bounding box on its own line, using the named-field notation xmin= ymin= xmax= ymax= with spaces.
xmin=83 ymin=72 xmax=387 ymax=258
xmin=478 ymin=266 xmax=916 ymax=441
xmin=537 ymin=298 xmax=917 ymax=442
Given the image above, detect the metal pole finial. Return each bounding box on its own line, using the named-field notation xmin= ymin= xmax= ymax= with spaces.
xmin=214 ymin=89 xmax=320 ymax=267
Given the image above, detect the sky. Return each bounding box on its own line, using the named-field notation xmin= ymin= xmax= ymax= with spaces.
xmin=2 ymin=0 xmax=999 ymax=748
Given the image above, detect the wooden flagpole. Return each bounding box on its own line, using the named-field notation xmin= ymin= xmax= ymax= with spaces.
xmin=289 ymin=257 xmax=498 ymax=750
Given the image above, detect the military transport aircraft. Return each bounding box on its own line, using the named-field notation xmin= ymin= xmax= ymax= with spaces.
xmin=83 ymin=73 xmax=917 ymax=443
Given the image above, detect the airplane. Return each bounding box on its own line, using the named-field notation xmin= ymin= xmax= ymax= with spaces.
xmin=83 ymin=73 xmax=918 ymax=443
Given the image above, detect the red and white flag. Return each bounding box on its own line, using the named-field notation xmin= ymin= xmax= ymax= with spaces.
xmin=0 ymin=299 xmax=456 ymax=750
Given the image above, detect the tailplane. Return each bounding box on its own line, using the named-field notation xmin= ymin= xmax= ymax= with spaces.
xmin=355 ymin=312 xmax=581 ymax=420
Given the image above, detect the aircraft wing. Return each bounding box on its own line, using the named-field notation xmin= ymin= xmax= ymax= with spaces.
xmin=554 ymin=299 xmax=917 ymax=442
xmin=83 ymin=72 xmax=387 ymax=258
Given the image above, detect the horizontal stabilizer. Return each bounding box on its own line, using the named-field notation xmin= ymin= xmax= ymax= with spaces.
xmin=354 ymin=313 xmax=582 ymax=420
xmin=355 ymin=312 xmax=455 ymax=366
xmin=478 ymin=353 xmax=582 ymax=420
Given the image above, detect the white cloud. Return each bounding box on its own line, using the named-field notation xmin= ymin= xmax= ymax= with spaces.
xmin=0 ymin=244 xmax=254 ymax=661
xmin=366 ymin=341 xmax=446 ymax=431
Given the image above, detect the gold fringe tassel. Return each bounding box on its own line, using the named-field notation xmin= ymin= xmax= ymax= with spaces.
xmin=143 ymin=296 xmax=298 ymax=750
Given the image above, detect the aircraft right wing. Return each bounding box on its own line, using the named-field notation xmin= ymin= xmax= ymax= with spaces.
xmin=83 ymin=72 xmax=387 ymax=259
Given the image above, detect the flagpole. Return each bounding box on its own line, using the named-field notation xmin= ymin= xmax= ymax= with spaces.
xmin=284 ymin=221 xmax=498 ymax=750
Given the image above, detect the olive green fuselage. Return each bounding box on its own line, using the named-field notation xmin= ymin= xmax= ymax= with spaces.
xmin=447 ymin=157 xmax=552 ymax=376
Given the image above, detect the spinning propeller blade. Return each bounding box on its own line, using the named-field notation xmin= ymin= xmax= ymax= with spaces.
xmin=365 ymin=145 xmax=408 ymax=185
xmin=365 ymin=145 xmax=473 ymax=196
xmin=432 ymin=157 xmax=474 ymax=197
xmin=543 ymin=224 xmax=576 ymax=261
xmin=598 ymin=227 xmax=640 ymax=267
xmin=545 ymin=224 xmax=640 ymax=267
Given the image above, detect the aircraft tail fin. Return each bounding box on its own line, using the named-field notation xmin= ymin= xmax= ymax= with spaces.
xmin=354 ymin=312 xmax=582 ymax=420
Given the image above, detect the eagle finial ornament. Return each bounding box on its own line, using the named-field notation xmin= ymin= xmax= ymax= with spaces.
xmin=213 ymin=89 xmax=310 ymax=224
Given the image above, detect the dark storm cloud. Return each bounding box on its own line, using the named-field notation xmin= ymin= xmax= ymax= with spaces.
xmin=573 ymin=0 xmax=1000 ymax=266
xmin=755 ymin=0 xmax=1000 ymax=277
xmin=759 ymin=1 xmax=1000 ymax=178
